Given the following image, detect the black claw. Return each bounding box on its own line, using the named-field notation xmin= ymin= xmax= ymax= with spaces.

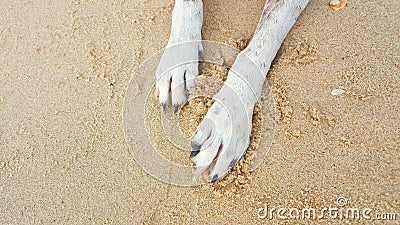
xmin=210 ymin=174 xmax=218 ymax=186
xmin=190 ymin=150 xmax=200 ymax=158
xmin=229 ymin=160 xmax=238 ymax=172
xmin=229 ymin=159 xmax=238 ymax=168
xmin=162 ymin=103 xmax=167 ymax=112
xmin=191 ymin=143 xmax=201 ymax=151
xmin=173 ymin=105 xmax=179 ymax=115
xmin=190 ymin=143 xmax=201 ymax=158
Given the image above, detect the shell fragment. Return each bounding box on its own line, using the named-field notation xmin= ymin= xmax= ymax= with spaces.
xmin=331 ymin=88 xmax=345 ymax=96
xmin=330 ymin=0 xmax=346 ymax=10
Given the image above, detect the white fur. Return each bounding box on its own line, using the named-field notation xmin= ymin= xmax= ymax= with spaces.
xmin=156 ymin=0 xmax=203 ymax=108
xmin=157 ymin=0 xmax=309 ymax=182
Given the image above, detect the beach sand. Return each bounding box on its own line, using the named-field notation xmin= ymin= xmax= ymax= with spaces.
xmin=0 ymin=0 xmax=399 ymax=224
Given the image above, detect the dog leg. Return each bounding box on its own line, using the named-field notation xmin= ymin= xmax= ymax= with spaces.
xmin=191 ymin=0 xmax=309 ymax=182
xmin=156 ymin=0 xmax=203 ymax=113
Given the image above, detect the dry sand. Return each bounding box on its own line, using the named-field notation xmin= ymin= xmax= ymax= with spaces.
xmin=0 ymin=0 xmax=399 ymax=224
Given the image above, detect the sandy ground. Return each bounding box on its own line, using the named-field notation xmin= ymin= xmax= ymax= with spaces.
xmin=0 ymin=0 xmax=399 ymax=224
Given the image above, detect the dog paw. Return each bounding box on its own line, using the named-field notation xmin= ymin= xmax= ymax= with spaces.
xmin=190 ymin=97 xmax=253 ymax=182
xmin=155 ymin=41 xmax=202 ymax=113
xmin=155 ymin=0 xmax=203 ymax=113
xmin=189 ymin=50 xmax=264 ymax=182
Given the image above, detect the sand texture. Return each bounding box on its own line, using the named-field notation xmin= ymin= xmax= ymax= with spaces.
xmin=0 ymin=0 xmax=399 ymax=224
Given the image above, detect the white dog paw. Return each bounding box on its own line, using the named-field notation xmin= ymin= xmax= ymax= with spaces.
xmin=190 ymin=50 xmax=264 ymax=183
xmin=155 ymin=0 xmax=203 ymax=113
xmin=156 ymin=42 xmax=202 ymax=113
xmin=190 ymin=98 xmax=253 ymax=182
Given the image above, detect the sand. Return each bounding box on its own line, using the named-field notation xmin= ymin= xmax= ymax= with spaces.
xmin=0 ymin=0 xmax=399 ymax=224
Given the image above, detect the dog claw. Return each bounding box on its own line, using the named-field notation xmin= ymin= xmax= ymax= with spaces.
xmin=191 ymin=143 xmax=201 ymax=151
xmin=210 ymin=174 xmax=218 ymax=186
xmin=190 ymin=142 xmax=201 ymax=158
xmin=190 ymin=149 xmax=200 ymax=158
xmin=173 ymin=105 xmax=179 ymax=115
xmin=162 ymin=103 xmax=167 ymax=112
xmin=229 ymin=159 xmax=237 ymax=169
